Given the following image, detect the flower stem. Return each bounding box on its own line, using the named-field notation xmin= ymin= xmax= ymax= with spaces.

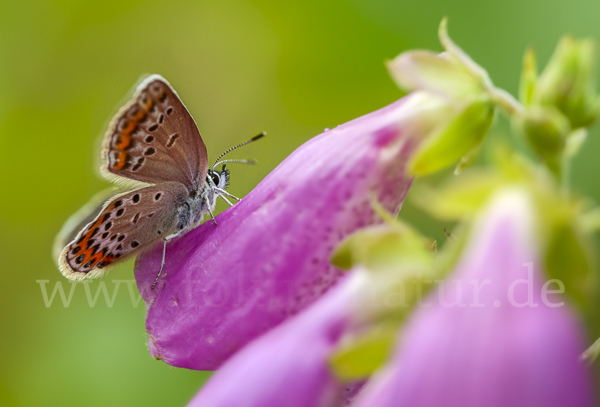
xmin=488 ymin=87 xmax=524 ymax=118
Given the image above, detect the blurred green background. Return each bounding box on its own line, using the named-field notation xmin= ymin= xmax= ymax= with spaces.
xmin=2 ymin=0 xmax=600 ymax=405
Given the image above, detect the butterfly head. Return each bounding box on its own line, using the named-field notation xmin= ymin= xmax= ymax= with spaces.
xmin=205 ymin=131 xmax=266 ymax=193
xmin=207 ymin=164 xmax=230 ymax=190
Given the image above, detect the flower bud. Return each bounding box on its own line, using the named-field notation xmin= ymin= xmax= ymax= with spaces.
xmin=533 ymin=36 xmax=600 ymax=128
xmin=520 ymin=105 xmax=570 ymax=168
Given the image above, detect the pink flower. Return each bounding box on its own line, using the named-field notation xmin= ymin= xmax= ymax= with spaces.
xmin=353 ymin=190 xmax=595 ymax=407
xmin=186 ymin=273 xmax=363 ymax=407
xmin=134 ymin=92 xmax=453 ymax=370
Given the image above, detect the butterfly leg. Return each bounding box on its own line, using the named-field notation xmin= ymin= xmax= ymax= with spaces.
xmin=215 ymin=187 xmax=241 ymax=201
xmin=151 ymin=239 xmax=168 ymax=290
xmin=205 ymin=197 xmax=218 ymax=226
xmin=218 ymin=194 xmax=235 ymax=207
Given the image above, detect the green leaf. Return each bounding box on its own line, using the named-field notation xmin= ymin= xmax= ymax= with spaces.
xmin=329 ymin=328 xmax=397 ymax=381
xmin=408 ymin=99 xmax=495 ymax=176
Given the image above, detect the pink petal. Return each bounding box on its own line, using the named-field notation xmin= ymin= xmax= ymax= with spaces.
xmin=353 ymin=190 xmax=595 ymax=407
xmin=186 ymin=273 xmax=363 ymax=407
xmin=135 ymin=93 xmax=452 ymax=370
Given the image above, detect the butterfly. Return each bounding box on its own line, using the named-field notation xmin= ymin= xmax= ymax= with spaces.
xmin=56 ymin=74 xmax=264 ymax=288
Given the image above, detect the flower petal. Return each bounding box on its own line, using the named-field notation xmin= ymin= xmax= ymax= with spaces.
xmin=186 ymin=273 xmax=363 ymax=407
xmin=353 ymin=189 xmax=595 ymax=407
xmin=135 ymin=92 xmax=453 ymax=370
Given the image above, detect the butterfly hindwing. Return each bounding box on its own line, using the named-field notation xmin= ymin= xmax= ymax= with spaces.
xmin=59 ymin=182 xmax=189 ymax=280
xmin=101 ymin=74 xmax=208 ymax=188
xmin=53 ymin=188 xmax=116 ymax=262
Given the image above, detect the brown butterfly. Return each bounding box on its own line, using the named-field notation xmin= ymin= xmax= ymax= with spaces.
xmin=56 ymin=74 xmax=263 ymax=288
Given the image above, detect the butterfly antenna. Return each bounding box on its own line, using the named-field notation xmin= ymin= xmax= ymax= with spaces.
xmin=211 ymin=132 xmax=266 ymax=169
xmin=213 ymin=159 xmax=257 ymax=167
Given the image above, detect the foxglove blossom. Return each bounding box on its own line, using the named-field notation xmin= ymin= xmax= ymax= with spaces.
xmin=353 ymin=190 xmax=595 ymax=407
xmin=135 ymin=92 xmax=454 ymax=369
xmin=186 ymin=272 xmax=364 ymax=407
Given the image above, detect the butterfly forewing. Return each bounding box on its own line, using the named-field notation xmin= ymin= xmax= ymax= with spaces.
xmin=59 ymin=182 xmax=189 ymax=280
xmin=101 ymin=75 xmax=208 ymax=188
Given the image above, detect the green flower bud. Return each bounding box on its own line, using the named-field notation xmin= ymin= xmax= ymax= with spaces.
xmin=520 ymin=106 xmax=570 ymax=170
xmin=533 ymin=36 xmax=600 ymax=128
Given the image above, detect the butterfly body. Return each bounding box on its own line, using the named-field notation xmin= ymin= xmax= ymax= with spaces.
xmin=170 ymin=167 xmax=231 ymax=239
xmin=57 ymin=74 xmax=239 ymax=281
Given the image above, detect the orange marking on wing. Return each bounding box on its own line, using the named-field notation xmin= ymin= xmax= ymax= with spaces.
xmin=76 ymin=218 xmax=102 ymax=248
xmin=102 ymin=255 xmax=117 ymax=265
xmin=134 ymin=109 xmax=146 ymax=121
xmin=75 ymin=250 xmax=98 ymax=270
xmin=145 ymin=100 xmax=154 ymax=111
xmin=69 ymin=204 xmax=125 ymax=271
xmin=115 ymin=134 xmax=131 ymax=150
xmin=74 ymin=247 xmax=93 ymax=266
xmin=80 ymin=244 xmax=112 ymax=268
xmin=122 ymin=109 xmax=146 ymax=136
xmin=75 ymin=240 xmax=106 ymax=269
xmin=76 ymin=223 xmax=99 ymax=253
xmin=114 ymin=152 xmax=127 ymax=170
xmin=90 ymin=252 xmax=104 ymax=267
xmin=123 ymin=120 xmax=137 ymax=134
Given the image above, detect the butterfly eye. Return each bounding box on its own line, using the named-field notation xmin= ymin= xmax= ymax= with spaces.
xmin=209 ymin=172 xmax=220 ymax=186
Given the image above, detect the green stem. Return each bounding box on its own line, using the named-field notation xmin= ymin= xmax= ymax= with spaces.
xmin=488 ymin=87 xmax=524 ymax=118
